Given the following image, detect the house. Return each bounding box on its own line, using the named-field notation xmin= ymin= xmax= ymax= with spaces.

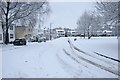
xmin=0 ymin=8 xmax=3 ymax=43
xmin=96 ymin=30 xmax=103 ymax=36
xmin=0 ymin=19 xmax=3 ymax=43
xmin=66 ymin=30 xmax=79 ymax=37
xmin=96 ymin=30 xmax=113 ymax=36
xmin=0 ymin=23 xmax=15 ymax=43
xmin=8 ymin=24 xmax=15 ymax=42
xmin=15 ymin=26 xmax=33 ymax=40
xmin=56 ymin=29 xmax=65 ymax=38
xmin=0 ymin=9 xmax=3 ymax=43
xmin=102 ymin=30 xmax=112 ymax=36
xmin=0 ymin=7 xmax=15 ymax=43
xmin=71 ymin=30 xmax=78 ymax=37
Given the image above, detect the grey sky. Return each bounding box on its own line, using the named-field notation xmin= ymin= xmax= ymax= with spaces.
xmin=45 ymin=2 xmax=95 ymax=29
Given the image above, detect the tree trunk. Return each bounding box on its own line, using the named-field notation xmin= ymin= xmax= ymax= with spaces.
xmin=5 ymin=29 xmax=9 ymax=44
xmin=5 ymin=18 xmax=9 ymax=44
xmin=2 ymin=22 xmax=5 ymax=43
xmin=5 ymin=2 xmax=10 ymax=44
xmin=83 ymin=29 xmax=85 ymax=39
xmin=88 ymin=31 xmax=91 ymax=39
xmin=88 ymin=26 xmax=91 ymax=39
xmin=88 ymin=27 xmax=90 ymax=39
xmin=5 ymin=17 xmax=9 ymax=44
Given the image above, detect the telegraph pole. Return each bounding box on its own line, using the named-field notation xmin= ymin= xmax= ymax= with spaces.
xmin=50 ymin=23 xmax=53 ymax=40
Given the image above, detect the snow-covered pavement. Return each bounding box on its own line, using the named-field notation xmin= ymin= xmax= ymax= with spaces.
xmin=2 ymin=37 xmax=119 ymax=78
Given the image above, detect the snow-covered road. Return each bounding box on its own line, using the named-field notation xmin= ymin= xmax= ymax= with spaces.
xmin=2 ymin=37 xmax=118 ymax=78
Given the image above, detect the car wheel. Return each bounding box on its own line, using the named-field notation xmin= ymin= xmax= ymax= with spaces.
xmin=24 ymin=43 xmax=26 ymax=45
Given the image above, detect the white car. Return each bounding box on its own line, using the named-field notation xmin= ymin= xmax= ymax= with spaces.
xmin=38 ymin=37 xmax=46 ymax=42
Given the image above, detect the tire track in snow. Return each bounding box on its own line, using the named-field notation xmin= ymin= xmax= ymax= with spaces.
xmin=93 ymin=51 xmax=120 ymax=63
xmin=68 ymin=39 xmax=119 ymax=69
xmin=56 ymin=53 xmax=81 ymax=77
xmin=63 ymin=48 xmax=120 ymax=76
xmin=67 ymin=39 xmax=119 ymax=76
xmin=71 ymin=43 xmax=119 ymax=69
xmin=68 ymin=39 xmax=120 ymax=63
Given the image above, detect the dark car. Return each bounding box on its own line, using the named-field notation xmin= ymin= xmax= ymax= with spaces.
xmin=13 ymin=39 xmax=26 ymax=45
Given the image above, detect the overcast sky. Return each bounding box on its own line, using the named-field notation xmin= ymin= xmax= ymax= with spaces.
xmin=44 ymin=2 xmax=96 ymax=29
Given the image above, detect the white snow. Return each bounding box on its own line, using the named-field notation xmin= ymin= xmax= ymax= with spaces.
xmin=72 ymin=37 xmax=118 ymax=59
xmin=2 ymin=37 xmax=119 ymax=78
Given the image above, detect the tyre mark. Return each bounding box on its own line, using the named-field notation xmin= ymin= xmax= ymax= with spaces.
xmin=63 ymin=49 xmax=120 ymax=76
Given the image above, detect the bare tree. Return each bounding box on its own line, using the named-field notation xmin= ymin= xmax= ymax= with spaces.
xmin=77 ymin=11 xmax=88 ymax=38
xmin=90 ymin=13 xmax=103 ymax=36
xmin=95 ymin=1 xmax=118 ymax=36
xmin=0 ymin=0 xmax=50 ymax=44
xmin=77 ymin=11 xmax=93 ymax=39
xmin=20 ymin=2 xmax=50 ymax=30
xmin=77 ymin=11 xmax=102 ymax=39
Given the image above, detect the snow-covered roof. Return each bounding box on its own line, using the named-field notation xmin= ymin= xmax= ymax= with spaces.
xmin=71 ymin=31 xmax=76 ymax=32
xmin=56 ymin=29 xmax=65 ymax=32
xmin=97 ymin=30 xmax=102 ymax=32
xmin=103 ymin=30 xmax=112 ymax=33
xmin=16 ymin=26 xmax=27 ymax=28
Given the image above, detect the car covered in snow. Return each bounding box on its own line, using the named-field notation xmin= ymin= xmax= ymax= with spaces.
xmin=13 ymin=39 xmax=26 ymax=45
xmin=38 ymin=37 xmax=46 ymax=43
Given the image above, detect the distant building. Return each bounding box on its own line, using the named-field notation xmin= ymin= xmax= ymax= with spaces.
xmin=56 ymin=29 xmax=65 ymax=38
xmin=102 ymin=30 xmax=112 ymax=36
xmin=66 ymin=30 xmax=79 ymax=37
xmin=96 ymin=30 xmax=103 ymax=36
xmin=15 ymin=26 xmax=33 ymax=40
xmin=96 ymin=30 xmax=113 ymax=36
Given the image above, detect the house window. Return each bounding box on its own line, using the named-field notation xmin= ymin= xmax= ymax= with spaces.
xmin=10 ymin=25 xmax=13 ymax=30
xmin=0 ymin=34 xmax=2 ymax=40
xmin=10 ymin=34 xmax=13 ymax=39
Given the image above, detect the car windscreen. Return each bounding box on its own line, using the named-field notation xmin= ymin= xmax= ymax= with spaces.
xmin=15 ymin=39 xmax=20 ymax=41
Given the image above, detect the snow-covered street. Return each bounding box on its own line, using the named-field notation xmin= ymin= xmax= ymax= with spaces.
xmin=2 ymin=37 xmax=119 ymax=78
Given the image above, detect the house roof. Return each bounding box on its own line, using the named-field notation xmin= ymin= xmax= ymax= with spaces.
xmin=56 ymin=29 xmax=65 ymax=32
xmin=16 ymin=26 xmax=27 ymax=27
xmin=103 ymin=30 xmax=112 ymax=33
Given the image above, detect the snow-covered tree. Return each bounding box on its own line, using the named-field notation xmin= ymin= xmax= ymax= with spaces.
xmin=0 ymin=0 xmax=50 ymax=44
xmin=90 ymin=13 xmax=103 ymax=35
xmin=77 ymin=11 xmax=101 ymax=39
xmin=95 ymin=1 xmax=118 ymax=36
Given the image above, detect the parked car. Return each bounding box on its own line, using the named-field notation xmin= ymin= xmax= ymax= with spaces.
xmin=28 ymin=39 xmax=36 ymax=42
xmin=38 ymin=37 xmax=46 ymax=43
xmin=13 ymin=39 xmax=26 ymax=45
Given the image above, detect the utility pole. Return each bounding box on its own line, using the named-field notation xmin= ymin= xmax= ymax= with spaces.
xmin=44 ymin=27 xmax=46 ymax=37
xmin=50 ymin=23 xmax=53 ymax=40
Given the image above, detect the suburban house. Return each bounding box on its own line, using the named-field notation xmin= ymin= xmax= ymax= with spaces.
xmin=9 ymin=24 xmax=15 ymax=42
xmin=0 ymin=23 xmax=15 ymax=43
xmin=102 ymin=30 xmax=112 ymax=36
xmin=56 ymin=29 xmax=65 ymax=38
xmin=0 ymin=19 xmax=3 ymax=43
xmin=67 ymin=30 xmax=78 ymax=37
xmin=96 ymin=29 xmax=113 ymax=36
xmin=15 ymin=26 xmax=34 ymax=40
xmin=0 ymin=8 xmax=3 ymax=43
